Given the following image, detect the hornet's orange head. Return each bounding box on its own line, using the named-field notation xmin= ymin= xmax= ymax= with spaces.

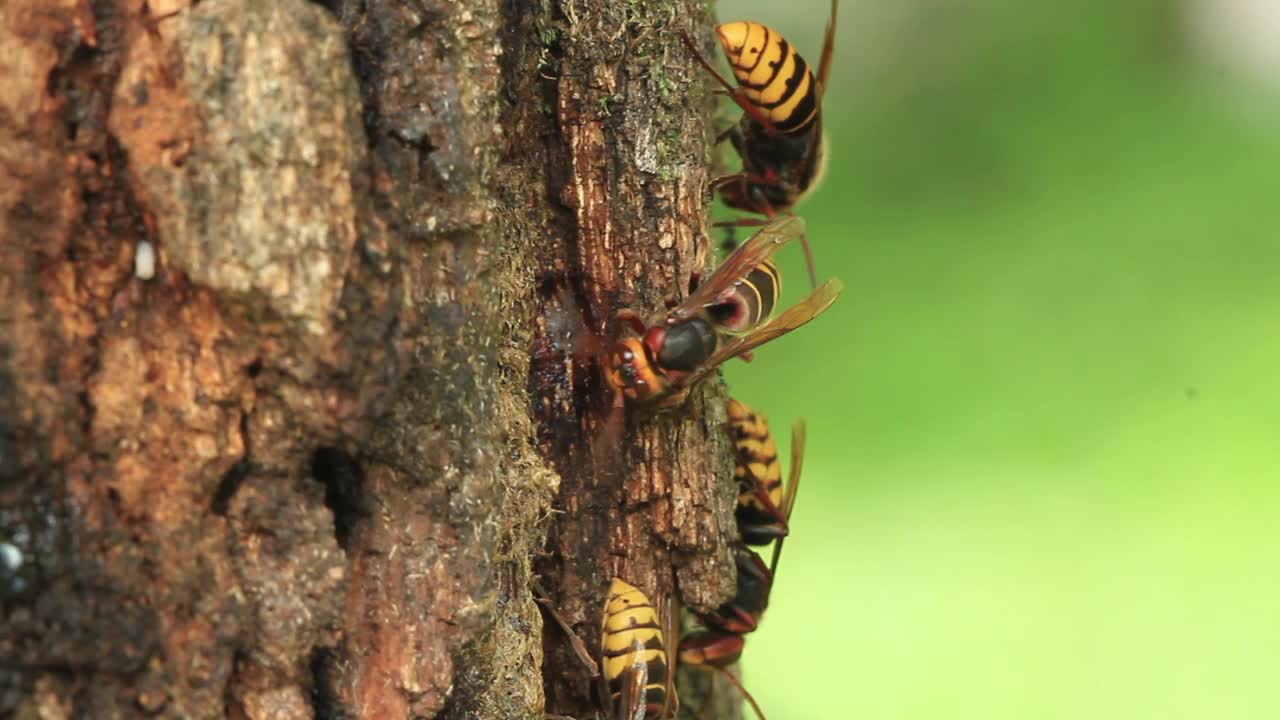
xmin=604 ymin=337 xmax=668 ymax=404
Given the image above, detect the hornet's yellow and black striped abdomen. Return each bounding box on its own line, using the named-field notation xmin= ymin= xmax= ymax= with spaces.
xmin=710 ymin=258 xmax=782 ymax=333
xmin=728 ymin=399 xmax=783 ymax=514
xmin=601 ymin=578 xmax=672 ymax=718
xmin=717 ymin=21 xmax=819 ymax=134
xmin=738 ymin=259 xmax=782 ymax=330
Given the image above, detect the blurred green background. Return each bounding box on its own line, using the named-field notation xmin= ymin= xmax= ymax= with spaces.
xmin=711 ymin=0 xmax=1280 ymax=717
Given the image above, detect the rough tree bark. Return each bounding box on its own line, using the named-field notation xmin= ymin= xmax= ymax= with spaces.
xmin=1 ymin=0 xmax=742 ymax=718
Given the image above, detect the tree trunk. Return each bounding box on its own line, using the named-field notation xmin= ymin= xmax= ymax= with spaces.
xmin=0 ymin=0 xmax=740 ymax=718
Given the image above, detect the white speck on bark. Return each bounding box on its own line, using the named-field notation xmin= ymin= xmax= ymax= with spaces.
xmin=0 ymin=542 xmax=22 ymax=572
xmin=135 ymin=240 xmax=157 ymax=279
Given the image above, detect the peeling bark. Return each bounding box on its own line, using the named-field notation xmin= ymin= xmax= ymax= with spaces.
xmin=1 ymin=0 xmax=741 ymax=718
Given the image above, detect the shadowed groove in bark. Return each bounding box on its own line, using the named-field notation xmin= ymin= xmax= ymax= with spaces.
xmin=308 ymin=646 xmax=348 ymax=720
xmin=310 ymin=447 xmax=368 ymax=552
xmin=213 ymin=411 xmax=254 ymax=517
xmin=211 ymin=457 xmax=251 ymax=517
